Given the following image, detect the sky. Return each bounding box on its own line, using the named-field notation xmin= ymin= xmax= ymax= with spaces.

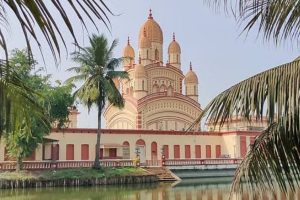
xmin=3 ymin=1 xmax=300 ymax=128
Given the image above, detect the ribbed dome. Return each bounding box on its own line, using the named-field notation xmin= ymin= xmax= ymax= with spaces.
xmin=168 ymin=34 xmax=181 ymax=54
xmin=139 ymin=30 xmax=151 ymax=48
xmin=138 ymin=10 xmax=163 ymax=45
xmin=184 ymin=63 xmax=198 ymax=84
xmin=123 ymin=38 xmax=135 ymax=58
xmin=134 ymin=63 xmax=146 ymax=78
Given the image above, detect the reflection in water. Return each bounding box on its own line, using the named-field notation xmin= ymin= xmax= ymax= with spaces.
xmin=0 ymin=178 xmax=299 ymax=200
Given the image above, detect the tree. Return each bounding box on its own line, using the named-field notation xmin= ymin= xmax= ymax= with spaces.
xmin=67 ymin=34 xmax=128 ymax=169
xmin=199 ymin=0 xmax=300 ymax=196
xmin=4 ymin=49 xmax=74 ymax=171
xmin=0 ymin=1 xmax=112 ymax=138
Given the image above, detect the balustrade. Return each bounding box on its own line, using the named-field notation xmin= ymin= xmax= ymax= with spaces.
xmin=0 ymin=159 xmax=134 ymax=171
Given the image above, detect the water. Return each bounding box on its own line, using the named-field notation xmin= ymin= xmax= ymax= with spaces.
xmin=0 ymin=178 xmax=298 ymax=200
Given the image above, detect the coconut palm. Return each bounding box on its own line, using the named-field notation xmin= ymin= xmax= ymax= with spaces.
xmin=0 ymin=1 xmax=112 ymax=61
xmin=67 ymin=34 xmax=128 ymax=169
xmin=195 ymin=57 xmax=300 ymax=196
xmin=206 ymin=0 xmax=300 ymax=45
xmin=1 ymin=1 xmax=112 ymax=136
xmin=198 ymin=0 xmax=300 ymax=196
xmin=0 ymin=60 xmax=49 ymax=137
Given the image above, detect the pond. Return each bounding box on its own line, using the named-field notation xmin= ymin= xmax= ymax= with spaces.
xmin=0 ymin=177 xmax=298 ymax=200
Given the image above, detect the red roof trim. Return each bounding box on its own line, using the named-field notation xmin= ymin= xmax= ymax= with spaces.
xmin=51 ymin=128 xmax=261 ymax=136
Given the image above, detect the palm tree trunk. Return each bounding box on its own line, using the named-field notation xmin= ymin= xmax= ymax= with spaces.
xmin=93 ymin=103 xmax=102 ymax=169
xmin=16 ymin=156 xmax=23 ymax=172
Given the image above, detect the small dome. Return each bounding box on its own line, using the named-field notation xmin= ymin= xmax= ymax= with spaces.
xmin=139 ymin=28 xmax=151 ymax=48
xmin=168 ymin=33 xmax=181 ymax=54
xmin=138 ymin=9 xmax=163 ymax=45
xmin=184 ymin=62 xmax=198 ymax=84
xmin=123 ymin=37 xmax=135 ymax=58
xmin=134 ymin=63 xmax=146 ymax=78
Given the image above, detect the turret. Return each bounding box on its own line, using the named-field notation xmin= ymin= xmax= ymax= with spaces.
xmin=133 ymin=57 xmax=148 ymax=99
xmin=168 ymin=33 xmax=181 ymax=69
xmin=138 ymin=9 xmax=163 ymax=63
xmin=122 ymin=37 xmax=135 ymax=71
xmin=184 ymin=62 xmax=199 ymax=102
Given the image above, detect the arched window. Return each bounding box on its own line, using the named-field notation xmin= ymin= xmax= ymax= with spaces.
xmin=152 ymin=84 xmax=159 ymax=93
xmin=142 ymin=80 xmax=144 ymax=90
xmin=136 ymin=139 xmax=145 ymax=146
xmin=160 ymin=84 xmax=166 ymax=92
xmin=194 ymin=85 xmax=196 ymax=95
xmin=147 ymin=50 xmax=149 ymax=59
xmin=155 ymin=49 xmax=159 ymax=60
xmin=167 ymin=85 xmax=173 ymax=96
xmin=151 ymin=142 xmax=158 ymax=161
xmin=176 ymin=54 xmax=179 ymax=63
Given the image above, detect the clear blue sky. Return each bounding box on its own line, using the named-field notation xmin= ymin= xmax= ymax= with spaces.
xmin=4 ymin=1 xmax=299 ymax=128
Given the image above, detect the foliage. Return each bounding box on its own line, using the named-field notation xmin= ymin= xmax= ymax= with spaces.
xmin=196 ymin=58 xmax=300 ymax=196
xmin=3 ymin=49 xmax=74 ymax=166
xmin=0 ymin=1 xmax=112 ymax=155
xmin=0 ymin=1 xmax=112 ymax=62
xmin=207 ymin=0 xmax=300 ymax=45
xmin=40 ymin=167 xmax=145 ymax=180
xmin=67 ymin=34 xmax=129 ymax=168
xmin=0 ymin=167 xmax=146 ymax=181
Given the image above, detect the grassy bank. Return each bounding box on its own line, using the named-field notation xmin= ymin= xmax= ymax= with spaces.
xmin=0 ymin=167 xmax=146 ymax=181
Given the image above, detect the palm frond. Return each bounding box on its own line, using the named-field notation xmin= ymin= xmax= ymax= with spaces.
xmin=196 ymin=58 xmax=300 ymax=195
xmin=231 ymin=114 xmax=300 ymax=197
xmin=0 ymin=62 xmax=50 ymax=137
xmin=207 ymin=0 xmax=300 ymax=45
xmin=1 ymin=1 xmax=113 ymax=62
xmin=106 ymin=70 xmax=129 ymax=80
xmin=195 ymin=59 xmax=300 ymax=128
xmin=106 ymin=58 xmax=123 ymax=71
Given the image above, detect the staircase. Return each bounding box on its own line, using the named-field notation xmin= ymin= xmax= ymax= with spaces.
xmin=144 ymin=167 xmax=180 ymax=181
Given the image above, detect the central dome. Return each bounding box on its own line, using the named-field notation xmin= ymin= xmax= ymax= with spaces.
xmin=139 ymin=10 xmax=163 ymax=45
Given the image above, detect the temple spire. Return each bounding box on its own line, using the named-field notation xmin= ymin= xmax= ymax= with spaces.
xmin=127 ymin=36 xmax=130 ymax=45
xmin=148 ymin=9 xmax=153 ymax=19
xmin=190 ymin=62 xmax=192 ymax=70
xmin=173 ymin=32 xmax=175 ymax=41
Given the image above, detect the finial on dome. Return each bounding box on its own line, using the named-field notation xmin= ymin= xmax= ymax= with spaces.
xmin=127 ymin=36 xmax=130 ymax=45
xmin=148 ymin=9 xmax=153 ymax=19
xmin=173 ymin=32 xmax=175 ymax=41
xmin=190 ymin=62 xmax=192 ymax=70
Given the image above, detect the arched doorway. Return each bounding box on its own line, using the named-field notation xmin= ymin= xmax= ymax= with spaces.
xmin=123 ymin=141 xmax=130 ymax=159
xmin=136 ymin=139 xmax=146 ymax=164
xmin=151 ymin=142 xmax=157 ymax=161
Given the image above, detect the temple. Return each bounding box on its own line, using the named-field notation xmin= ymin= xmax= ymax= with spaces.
xmin=104 ymin=10 xmax=201 ymax=131
xmin=0 ymin=10 xmax=268 ymax=167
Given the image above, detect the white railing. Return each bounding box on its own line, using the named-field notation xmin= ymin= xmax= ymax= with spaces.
xmin=0 ymin=159 xmax=134 ymax=171
xmin=164 ymin=158 xmax=242 ymax=166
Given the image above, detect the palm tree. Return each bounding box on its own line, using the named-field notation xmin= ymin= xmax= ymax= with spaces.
xmin=196 ymin=58 xmax=300 ymax=196
xmin=0 ymin=1 xmax=112 ymax=61
xmin=0 ymin=1 xmax=112 ymax=137
xmin=0 ymin=60 xmax=49 ymax=137
xmin=206 ymin=1 xmax=300 ymax=45
xmin=67 ymin=34 xmax=128 ymax=169
xmin=199 ymin=0 xmax=300 ymax=196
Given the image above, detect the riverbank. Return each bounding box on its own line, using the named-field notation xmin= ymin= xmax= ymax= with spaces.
xmin=0 ymin=167 xmax=158 ymax=189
